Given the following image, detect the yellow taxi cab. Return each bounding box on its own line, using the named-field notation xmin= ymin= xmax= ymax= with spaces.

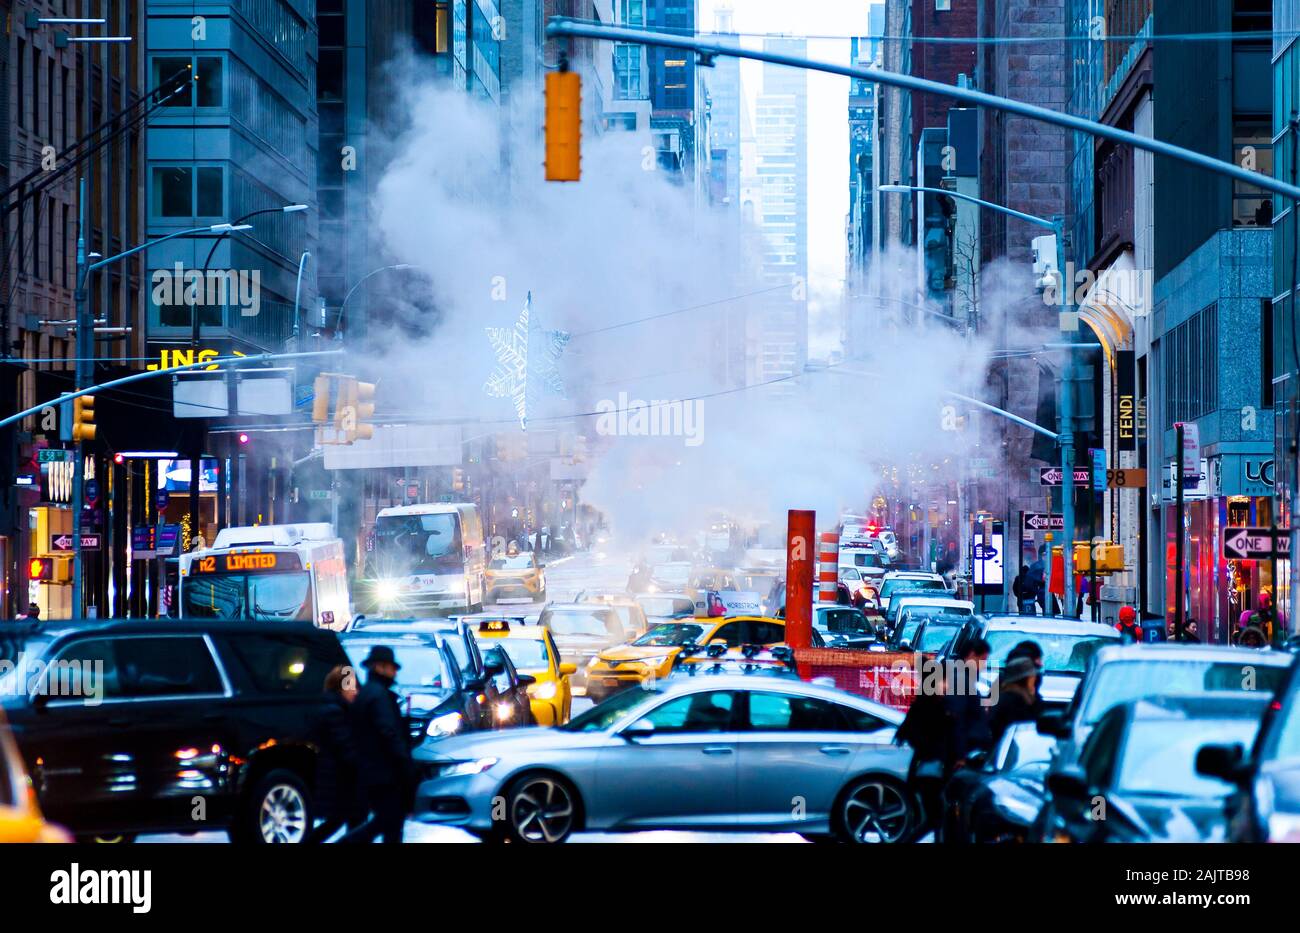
xmin=585 ymin=614 xmax=789 ymax=702
xmin=473 ymin=620 xmax=575 ymax=725
xmin=0 ymin=710 xmax=70 ymax=843
xmin=484 ymin=548 xmax=546 ymax=604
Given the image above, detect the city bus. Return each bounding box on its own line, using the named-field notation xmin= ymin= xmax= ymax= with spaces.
xmin=178 ymin=523 xmax=352 ymax=630
xmin=364 ymin=502 xmax=487 ymax=615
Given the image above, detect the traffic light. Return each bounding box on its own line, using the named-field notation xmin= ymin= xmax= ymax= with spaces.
xmin=353 ymin=380 xmax=376 ymax=442
xmin=334 ymin=376 xmax=376 ymax=444
xmin=27 ymin=557 xmax=70 ymax=583
xmin=72 ymin=395 xmax=95 ymax=442
xmin=544 ymin=69 xmax=582 ymax=182
xmin=311 ymin=374 xmax=332 ymax=424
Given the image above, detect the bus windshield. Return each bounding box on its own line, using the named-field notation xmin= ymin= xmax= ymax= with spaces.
xmin=374 ymin=512 xmax=463 ymax=575
xmin=182 ymin=571 xmax=314 ymax=622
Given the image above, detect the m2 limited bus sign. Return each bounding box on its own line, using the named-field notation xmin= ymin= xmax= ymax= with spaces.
xmin=190 ymin=552 xmax=303 ymax=573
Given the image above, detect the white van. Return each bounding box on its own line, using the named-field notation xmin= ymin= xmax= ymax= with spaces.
xmin=365 ymin=502 xmax=487 ymax=614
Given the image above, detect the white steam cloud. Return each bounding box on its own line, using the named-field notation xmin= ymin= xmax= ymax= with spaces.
xmin=367 ymin=64 xmax=1000 ymax=545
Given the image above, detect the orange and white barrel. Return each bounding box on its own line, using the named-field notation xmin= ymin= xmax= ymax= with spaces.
xmin=818 ymin=532 xmax=839 ymax=603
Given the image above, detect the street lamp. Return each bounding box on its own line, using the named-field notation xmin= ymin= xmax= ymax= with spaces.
xmin=71 ymin=208 xmax=258 ymax=617
xmin=879 ymin=182 xmax=1078 ymax=615
xmin=187 ymin=203 xmax=307 ymax=553
xmin=334 ymin=264 xmax=417 ymax=334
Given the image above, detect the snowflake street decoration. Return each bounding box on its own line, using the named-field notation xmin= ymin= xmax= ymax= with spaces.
xmin=484 ymin=291 xmax=570 ymax=430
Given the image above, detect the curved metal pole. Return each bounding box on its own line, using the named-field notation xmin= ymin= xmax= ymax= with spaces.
xmin=878 ymin=184 xmax=1056 ymax=230
xmin=545 ymin=19 xmax=1300 ymax=201
xmin=336 ymin=263 xmax=415 ymax=331
xmin=0 ymin=349 xmax=346 ymax=432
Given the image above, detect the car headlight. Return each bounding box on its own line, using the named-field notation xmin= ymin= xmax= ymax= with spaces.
xmin=529 ymin=681 xmax=558 ymax=699
xmin=587 ymin=657 xmax=600 ymax=669
xmin=425 ymin=711 xmax=464 ymax=737
xmin=443 ymin=756 xmax=499 ymax=777
xmin=637 ymin=655 xmax=672 ymax=668
xmin=495 ymin=701 xmax=515 ymax=722
xmin=443 ymin=578 xmax=466 ymax=595
xmin=376 ymin=578 xmax=401 ymax=604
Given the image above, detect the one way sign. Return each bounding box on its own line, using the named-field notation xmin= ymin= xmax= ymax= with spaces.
xmin=1222 ymin=527 xmax=1280 ymax=561
xmin=50 ymin=533 xmax=101 ymax=552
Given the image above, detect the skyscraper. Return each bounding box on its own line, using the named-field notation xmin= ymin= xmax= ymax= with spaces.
xmin=751 ymin=37 xmax=808 ymax=386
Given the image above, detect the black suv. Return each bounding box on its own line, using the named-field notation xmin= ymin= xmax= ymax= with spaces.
xmin=0 ymin=619 xmax=350 ymax=844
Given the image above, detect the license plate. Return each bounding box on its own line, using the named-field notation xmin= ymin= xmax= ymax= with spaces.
xmin=602 ymin=678 xmax=620 ymax=688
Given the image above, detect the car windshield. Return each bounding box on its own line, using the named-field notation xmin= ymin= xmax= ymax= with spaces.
xmin=651 ymin=563 xmax=691 ymax=584
xmin=489 ymin=553 xmax=534 ymax=570
xmin=1082 ymin=660 xmax=1288 ymax=725
xmin=736 ymin=573 xmax=777 ymax=591
xmin=475 ymin=636 xmax=549 ymax=670
xmin=840 ymin=569 xmax=861 ymax=582
xmin=898 ymin=605 xmax=967 ymax=637
xmin=998 ymin=725 xmax=1057 ymax=772
xmin=1117 ymin=718 xmax=1263 ymax=798
xmin=560 ymin=686 xmax=661 ymax=731
xmin=182 ymin=571 xmax=314 ymax=622
xmin=918 ymin=621 xmax=964 ymax=653
xmin=985 ymin=629 xmax=1112 ymax=675
xmin=637 ymin=596 xmax=694 ymax=619
xmin=634 ymin=622 xmax=707 ymax=647
xmin=816 ymin=609 xmax=871 ymax=634
xmin=373 ymin=512 xmax=463 ymax=575
xmin=881 ymin=578 xmax=945 ymax=600
xmin=544 ymin=609 xmax=619 ymax=638
xmin=342 ymin=642 xmax=447 ymax=691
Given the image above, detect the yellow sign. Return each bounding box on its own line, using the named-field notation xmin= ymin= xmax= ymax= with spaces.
xmin=146 ymin=348 xmax=245 ymax=372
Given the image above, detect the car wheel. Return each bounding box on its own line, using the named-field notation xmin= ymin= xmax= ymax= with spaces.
xmin=75 ymin=833 xmax=137 ymax=844
xmin=235 ymin=769 xmax=312 ymax=844
xmin=835 ymin=776 xmax=914 ymax=844
xmin=503 ymin=773 xmax=579 ymax=843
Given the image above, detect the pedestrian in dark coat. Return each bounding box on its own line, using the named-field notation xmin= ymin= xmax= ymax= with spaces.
xmin=989 ymin=656 xmax=1042 ymax=745
xmin=340 ymin=646 xmax=416 ymax=845
xmin=945 ymin=639 xmax=993 ymax=763
xmin=896 ymin=661 xmax=960 ymax=836
xmin=305 ymin=665 xmax=365 ymax=843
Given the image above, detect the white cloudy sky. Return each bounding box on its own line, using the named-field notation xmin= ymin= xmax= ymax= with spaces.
xmin=698 ymin=0 xmax=875 ymax=357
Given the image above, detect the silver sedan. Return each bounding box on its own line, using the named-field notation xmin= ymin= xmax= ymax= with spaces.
xmin=412 ymin=674 xmax=915 ymax=843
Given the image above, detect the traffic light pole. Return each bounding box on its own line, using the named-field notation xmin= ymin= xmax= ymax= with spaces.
xmin=1055 ymin=217 xmax=1076 ymax=619
xmin=72 ymin=177 xmax=89 ymax=617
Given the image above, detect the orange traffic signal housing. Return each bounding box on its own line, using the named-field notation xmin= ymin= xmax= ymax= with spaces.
xmin=545 ymin=71 xmax=582 ymax=181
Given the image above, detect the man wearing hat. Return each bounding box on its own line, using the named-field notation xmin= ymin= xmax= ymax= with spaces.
xmin=340 ymin=645 xmax=416 ymax=844
xmin=990 ymin=656 xmax=1042 ymax=745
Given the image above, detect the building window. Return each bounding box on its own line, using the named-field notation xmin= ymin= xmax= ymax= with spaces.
xmin=17 ymin=39 xmax=26 ymax=130
xmin=619 ymin=0 xmax=645 ymax=26
xmin=614 ymin=44 xmax=641 ymax=99
xmin=152 ymin=166 xmax=224 ymax=217
xmin=1163 ymin=302 xmax=1219 ymax=424
xmin=1263 ymin=298 xmax=1275 ymax=409
xmin=153 ymin=56 xmax=225 ymax=107
xmin=1233 ymin=121 xmax=1273 ymax=226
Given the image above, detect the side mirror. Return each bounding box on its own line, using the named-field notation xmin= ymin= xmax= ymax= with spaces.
xmin=1037 ymin=709 xmax=1071 ymax=739
xmin=558 ymin=662 xmax=578 ymax=676
xmin=1196 ymin=743 xmax=1248 ymax=784
xmin=899 ymin=640 xmax=913 ymax=652
xmin=516 ymin=673 xmax=537 ymax=687
xmin=621 ymin=718 xmax=656 ymax=741
xmin=1045 ymin=766 xmax=1090 ymax=800
xmin=964 ymin=749 xmax=989 ymax=770
xmin=484 ymin=659 xmax=505 ymax=676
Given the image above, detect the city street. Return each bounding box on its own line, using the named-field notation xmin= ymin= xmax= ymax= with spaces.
xmin=0 ymin=3 xmax=1298 ymax=900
